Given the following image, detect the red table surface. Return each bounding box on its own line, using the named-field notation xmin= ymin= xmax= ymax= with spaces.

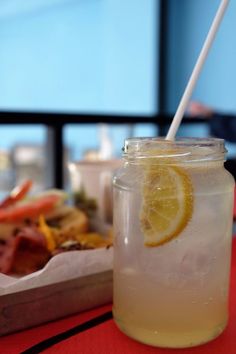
xmin=233 ymin=188 xmax=236 ymax=219
xmin=1 ymin=239 xmax=236 ymax=354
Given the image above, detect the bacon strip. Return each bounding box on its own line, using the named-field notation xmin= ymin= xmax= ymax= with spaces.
xmin=0 ymin=227 xmax=51 ymax=275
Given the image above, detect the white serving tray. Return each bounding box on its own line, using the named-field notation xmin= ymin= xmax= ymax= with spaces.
xmin=0 ymin=270 xmax=112 ymax=336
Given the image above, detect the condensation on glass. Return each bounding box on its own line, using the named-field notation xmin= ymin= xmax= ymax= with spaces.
xmin=112 ymin=137 xmax=235 ymax=348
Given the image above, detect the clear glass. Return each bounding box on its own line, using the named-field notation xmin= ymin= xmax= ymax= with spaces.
xmin=112 ymin=137 xmax=235 ymax=348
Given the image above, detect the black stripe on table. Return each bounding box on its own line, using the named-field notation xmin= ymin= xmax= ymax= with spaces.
xmin=21 ymin=311 xmax=113 ymax=354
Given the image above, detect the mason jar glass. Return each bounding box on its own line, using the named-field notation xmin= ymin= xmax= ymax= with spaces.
xmin=112 ymin=137 xmax=235 ymax=348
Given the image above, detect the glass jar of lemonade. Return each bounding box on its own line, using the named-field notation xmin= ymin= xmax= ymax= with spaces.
xmin=112 ymin=137 xmax=234 ymax=348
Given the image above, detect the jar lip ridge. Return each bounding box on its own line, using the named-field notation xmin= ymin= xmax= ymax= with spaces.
xmin=123 ymin=137 xmax=226 ymax=163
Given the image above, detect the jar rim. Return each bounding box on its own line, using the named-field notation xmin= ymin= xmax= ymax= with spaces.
xmin=123 ymin=137 xmax=227 ymax=163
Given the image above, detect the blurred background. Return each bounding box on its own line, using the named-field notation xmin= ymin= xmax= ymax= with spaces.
xmin=0 ymin=0 xmax=235 ymax=194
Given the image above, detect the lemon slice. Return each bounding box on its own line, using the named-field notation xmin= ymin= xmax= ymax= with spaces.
xmin=140 ymin=164 xmax=193 ymax=247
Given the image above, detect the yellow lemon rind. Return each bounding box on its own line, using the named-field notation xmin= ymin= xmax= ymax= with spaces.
xmin=140 ymin=165 xmax=193 ymax=247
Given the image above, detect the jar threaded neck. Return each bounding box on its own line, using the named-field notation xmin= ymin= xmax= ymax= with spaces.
xmin=123 ymin=137 xmax=226 ymax=163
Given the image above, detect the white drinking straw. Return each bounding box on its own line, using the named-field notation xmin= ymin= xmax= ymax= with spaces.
xmin=166 ymin=0 xmax=229 ymax=141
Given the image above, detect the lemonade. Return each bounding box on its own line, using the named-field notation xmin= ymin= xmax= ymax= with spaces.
xmin=113 ymin=138 xmax=234 ymax=348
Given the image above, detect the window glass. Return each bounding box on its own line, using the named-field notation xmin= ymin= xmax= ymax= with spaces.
xmin=0 ymin=125 xmax=46 ymax=195
xmin=165 ymin=0 xmax=236 ymax=158
xmin=64 ymin=123 xmax=158 ymax=161
xmin=132 ymin=124 xmax=158 ymax=138
xmin=176 ymin=123 xmax=210 ymax=138
xmin=0 ymin=0 xmax=158 ymax=114
xmin=166 ymin=0 xmax=236 ymax=113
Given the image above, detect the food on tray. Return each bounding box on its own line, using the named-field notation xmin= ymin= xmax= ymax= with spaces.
xmin=0 ymin=180 xmax=112 ymax=276
xmin=0 ymin=226 xmax=51 ymax=275
xmin=73 ymin=188 xmax=98 ymax=217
